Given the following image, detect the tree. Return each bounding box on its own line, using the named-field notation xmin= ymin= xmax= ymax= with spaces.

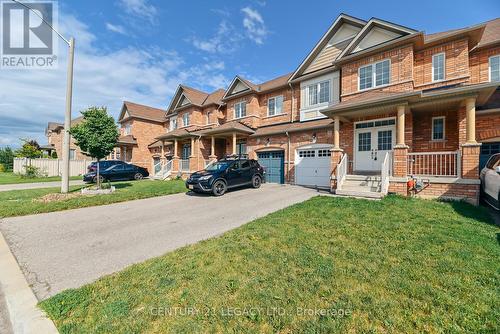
xmin=70 ymin=107 xmax=119 ymax=188
xmin=0 ymin=146 xmax=15 ymax=171
xmin=16 ymin=139 xmax=42 ymax=159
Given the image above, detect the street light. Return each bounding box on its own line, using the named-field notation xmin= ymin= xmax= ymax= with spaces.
xmin=11 ymin=0 xmax=75 ymax=193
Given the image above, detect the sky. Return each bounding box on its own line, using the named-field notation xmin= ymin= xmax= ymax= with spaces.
xmin=0 ymin=0 xmax=499 ymax=148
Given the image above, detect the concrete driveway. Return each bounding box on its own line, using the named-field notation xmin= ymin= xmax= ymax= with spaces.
xmin=0 ymin=184 xmax=318 ymax=300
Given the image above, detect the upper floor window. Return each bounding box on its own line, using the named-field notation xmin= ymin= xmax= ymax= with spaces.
xmin=206 ymin=111 xmax=211 ymax=124
xmin=234 ymin=101 xmax=246 ymax=119
xmin=182 ymin=113 xmax=190 ymax=127
xmin=432 ymin=116 xmax=445 ymax=141
xmin=268 ymin=96 xmax=283 ymax=116
xmin=169 ymin=117 xmax=177 ymax=131
xmin=124 ymin=123 xmax=131 ymax=135
xmin=307 ymin=81 xmax=330 ymax=106
xmin=432 ymin=53 xmax=445 ymax=82
xmin=489 ymin=55 xmax=500 ymax=82
xmin=358 ymin=59 xmax=390 ymax=91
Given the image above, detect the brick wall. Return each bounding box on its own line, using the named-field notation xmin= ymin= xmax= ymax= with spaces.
xmin=341 ymin=44 xmax=414 ymax=99
xmin=388 ymin=181 xmax=479 ymax=205
xmin=123 ymin=119 xmax=166 ymax=171
xmin=414 ymin=38 xmax=470 ymax=88
xmin=477 ymin=113 xmax=500 ymax=141
xmin=469 ymin=45 xmax=500 ymax=83
xmin=47 ymin=129 xmax=89 ymax=160
xmin=225 ymin=94 xmax=261 ymax=128
xmin=412 ymin=109 xmax=459 ymax=152
xmin=256 ymin=87 xmax=293 ymax=127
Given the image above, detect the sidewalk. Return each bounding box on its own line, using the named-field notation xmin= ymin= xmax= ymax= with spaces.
xmin=0 ymin=180 xmax=85 ymax=192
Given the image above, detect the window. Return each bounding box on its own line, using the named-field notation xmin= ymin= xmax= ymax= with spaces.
xmin=169 ymin=117 xmax=177 ymax=131
xmin=307 ymin=81 xmax=330 ymax=106
xmin=358 ymin=132 xmax=371 ymax=152
xmin=489 ymin=55 xmax=500 ymax=82
xmin=182 ymin=113 xmax=190 ymax=127
xmin=377 ymin=130 xmax=392 ymax=150
xmin=299 ymin=150 xmax=316 ymax=158
xmin=432 ymin=53 xmax=445 ymax=82
xmin=206 ymin=111 xmax=211 ymax=124
xmin=234 ymin=101 xmax=246 ymax=118
xmin=241 ymin=161 xmax=251 ymax=169
xmin=268 ymin=96 xmax=284 ymax=116
xmin=318 ymin=149 xmax=331 ymax=157
xmin=355 ymin=119 xmax=395 ymax=129
xmin=432 ymin=117 xmax=445 ymax=141
xmin=124 ymin=123 xmax=131 ymax=135
xmin=358 ymin=59 xmax=390 ymax=91
xmin=69 ymin=149 xmax=75 ymax=160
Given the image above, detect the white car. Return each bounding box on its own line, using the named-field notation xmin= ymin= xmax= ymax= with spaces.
xmin=480 ymin=153 xmax=500 ymax=210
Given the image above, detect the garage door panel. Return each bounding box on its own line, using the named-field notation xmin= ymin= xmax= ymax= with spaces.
xmin=295 ymin=148 xmax=331 ymax=188
xmin=257 ymin=151 xmax=284 ymax=184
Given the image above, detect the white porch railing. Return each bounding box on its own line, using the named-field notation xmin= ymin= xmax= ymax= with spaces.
xmin=407 ymin=151 xmax=460 ymax=177
xmin=180 ymin=159 xmax=190 ymax=172
xmin=380 ymin=152 xmax=391 ymax=194
xmin=153 ymin=161 xmax=162 ymax=175
xmin=336 ymin=153 xmax=348 ymax=190
xmin=153 ymin=159 xmax=173 ymax=180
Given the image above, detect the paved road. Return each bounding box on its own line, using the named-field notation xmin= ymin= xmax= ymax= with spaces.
xmin=0 ymin=180 xmax=85 ymax=192
xmin=0 ymin=184 xmax=319 ymax=300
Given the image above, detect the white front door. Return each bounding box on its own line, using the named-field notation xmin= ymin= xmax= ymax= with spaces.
xmin=354 ymin=119 xmax=395 ymax=172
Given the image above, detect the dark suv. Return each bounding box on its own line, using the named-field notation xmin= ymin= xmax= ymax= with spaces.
xmin=186 ymin=158 xmax=265 ymax=196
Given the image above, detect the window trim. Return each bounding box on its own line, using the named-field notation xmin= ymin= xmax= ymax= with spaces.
xmin=305 ymin=80 xmax=331 ymax=108
xmin=431 ymin=52 xmax=446 ymax=82
xmin=489 ymin=55 xmax=500 ymax=82
xmin=182 ymin=113 xmax=190 ymax=127
xmin=124 ymin=123 xmax=132 ymax=135
xmin=234 ymin=101 xmax=247 ymax=119
xmin=169 ymin=117 xmax=177 ymax=131
xmin=431 ymin=116 xmax=446 ymax=141
xmin=267 ymin=95 xmax=284 ymax=117
xmin=206 ymin=111 xmax=211 ymax=125
xmin=358 ymin=59 xmax=391 ymax=92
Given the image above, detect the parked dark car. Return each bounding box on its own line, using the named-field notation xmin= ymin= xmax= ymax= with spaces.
xmin=186 ymin=158 xmax=265 ymax=196
xmin=480 ymin=153 xmax=500 ymax=210
xmin=87 ymin=160 xmax=127 ymax=173
xmin=83 ymin=163 xmax=149 ymax=183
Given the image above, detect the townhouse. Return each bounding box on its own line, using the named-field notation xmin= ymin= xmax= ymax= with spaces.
xmin=115 ymin=14 xmax=499 ymax=204
xmin=44 ymin=116 xmax=88 ymax=159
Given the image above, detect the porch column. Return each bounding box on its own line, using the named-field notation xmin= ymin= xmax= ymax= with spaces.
xmin=161 ymin=140 xmax=165 ymax=160
xmin=172 ymin=139 xmax=179 ymax=172
xmin=190 ymin=137 xmax=195 ymax=157
xmin=460 ymin=97 xmax=481 ymax=189
xmin=333 ymin=116 xmax=340 ymax=149
xmin=465 ymin=97 xmax=477 ymax=144
xmin=397 ymin=105 xmax=405 ymax=145
xmin=232 ymin=132 xmax=237 ymax=155
xmin=209 ymin=136 xmax=216 ymax=158
xmin=189 ymin=137 xmax=197 ymax=172
xmin=393 ymin=104 xmax=409 ymax=180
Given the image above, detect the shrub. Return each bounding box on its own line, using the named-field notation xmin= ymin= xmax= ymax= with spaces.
xmin=0 ymin=147 xmax=14 ymax=171
xmin=0 ymin=163 xmax=5 ymax=173
xmin=22 ymin=165 xmax=42 ymax=179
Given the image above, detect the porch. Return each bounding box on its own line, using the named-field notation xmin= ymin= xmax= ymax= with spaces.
xmin=324 ymin=83 xmax=498 ymax=204
xmin=153 ymin=122 xmax=254 ymax=179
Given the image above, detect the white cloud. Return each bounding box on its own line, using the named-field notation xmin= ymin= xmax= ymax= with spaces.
xmin=0 ymin=13 xmax=228 ymax=148
xmin=119 ymin=0 xmax=158 ymax=24
xmin=241 ymin=7 xmax=268 ymax=45
xmin=106 ymin=22 xmax=126 ymax=35
xmin=189 ymin=21 xmax=242 ymax=54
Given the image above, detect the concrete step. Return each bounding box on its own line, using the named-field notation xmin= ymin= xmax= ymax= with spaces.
xmin=345 ymin=174 xmax=382 ymax=182
xmin=335 ymin=189 xmax=384 ymax=199
xmin=343 ymin=179 xmax=381 ymax=188
xmin=341 ymin=184 xmax=381 ymax=192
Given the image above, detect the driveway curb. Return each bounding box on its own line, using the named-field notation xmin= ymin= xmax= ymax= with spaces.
xmin=0 ymin=232 xmax=58 ymax=334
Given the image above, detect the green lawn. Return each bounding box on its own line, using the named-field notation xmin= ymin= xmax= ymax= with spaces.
xmin=39 ymin=196 xmax=499 ymax=334
xmin=0 ymin=172 xmax=81 ymax=185
xmin=0 ymin=179 xmax=186 ymax=218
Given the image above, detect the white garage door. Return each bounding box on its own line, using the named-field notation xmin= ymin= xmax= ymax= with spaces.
xmin=295 ymin=147 xmax=331 ymax=188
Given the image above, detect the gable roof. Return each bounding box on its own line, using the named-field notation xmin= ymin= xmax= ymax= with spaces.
xmin=166 ymin=85 xmax=224 ymax=114
xmin=337 ymin=17 xmax=418 ymax=59
xmin=46 ymin=116 xmax=84 ymax=133
xmin=222 ymin=73 xmax=292 ymax=100
xmin=289 ymin=14 xmax=366 ymax=81
xmin=118 ymin=101 xmax=166 ymax=123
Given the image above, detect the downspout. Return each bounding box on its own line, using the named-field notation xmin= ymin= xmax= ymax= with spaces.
xmin=286 ymin=131 xmax=291 ymax=184
xmin=288 ymin=83 xmax=295 ymax=123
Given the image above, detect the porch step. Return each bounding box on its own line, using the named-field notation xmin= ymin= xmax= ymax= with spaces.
xmin=335 ymin=189 xmax=384 ymax=199
xmin=336 ymin=174 xmax=384 ymax=199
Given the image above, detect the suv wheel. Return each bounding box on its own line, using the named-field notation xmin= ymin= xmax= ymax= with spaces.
xmin=93 ymin=175 xmax=104 ymax=183
xmin=252 ymin=175 xmax=262 ymax=189
xmin=134 ymin=172 xmax=144 ymax=180
xmin=212 ymin=180 xmax=227 ymax=196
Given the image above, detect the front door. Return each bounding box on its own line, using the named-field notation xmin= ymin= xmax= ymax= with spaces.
xmin=354 ymin=119 xmax=395 ymax=172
